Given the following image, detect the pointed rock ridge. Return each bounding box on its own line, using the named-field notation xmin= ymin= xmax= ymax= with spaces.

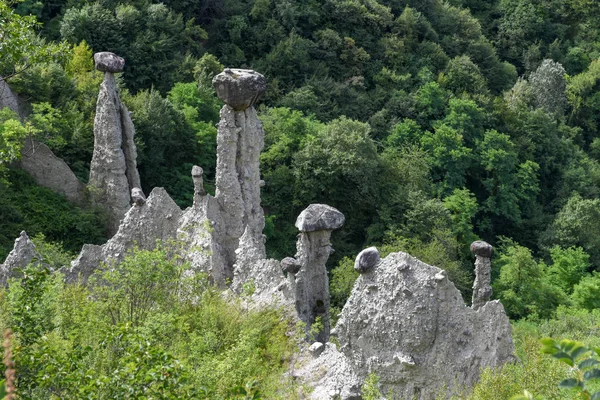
xmin=0 ymin=231 xmax=40 ymax=286
xmin=293 ymin=204 xmax=344 ymax=343
xmin=471 ymin=240 xmax=493 ymax=310
xmin=65 ymin=187 xmax=181 ymax=283
xmin=332 ymin=251 xmax=514 ymax=398
xmin=89 ymin=52 xmax=141 ymax=236
xmin=211 ymin=68 xmax=267 ymax=282
xmin=19 ymin=137 xmax=86 ymax=205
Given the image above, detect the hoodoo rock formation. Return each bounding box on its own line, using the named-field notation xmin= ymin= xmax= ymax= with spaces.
xmin=4 ymin=65 xmax=516 ymax=399
xmin=294 ymin=204 xmax=345 ymax=342
xmin=471 ymin=240 xmax=494 ymax=310
xmin=88 ymin=52 xmax=141 ymax=235
xmin=210 ymin=69 xmax=267 ymax=282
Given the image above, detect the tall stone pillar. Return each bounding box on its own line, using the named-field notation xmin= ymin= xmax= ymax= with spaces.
xmin=293 ymin=204 xmax=345 ymax=343
xmin=211 ymin=69 xmax=267 ymax=281
xmin=470 ymin=240 xmax=493 ymax=310
xmin=89 ymin=52 xmax=141 ymax=236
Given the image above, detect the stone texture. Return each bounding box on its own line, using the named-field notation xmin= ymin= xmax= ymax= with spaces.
xmin=19 ymin=137 xmax=86 ymax=205
xmin=354 ymin=246 xmax=380 ymax=273
xmin=89 ymin=71 xmax=141 ymax=235
xmin=295 ymin=204 xmax=345 ymax=232
xmin=65 ymin=188 xmax=181 ymax=283
xmin=309 ymin=342 xmax=325 ymax=356
xmin=471 ymin=240 xmax=493 ymax=310
xmin=192 ymin=165 xmax=206 ymax=198
xmin=293 ymin=343 xmax=362 ymax=400
xmin=94 ymin=52 xmax=125 ymax=73
xmin=293 ymin=204 xmax=344 ymax=343
xmin=131 ymin=187 xmax=146 ymax=206
xmin=470 ymin=240 xmax=493 ymax=258
xmin=0 ymin=231 xmax=40 ymax=286
xmin=212 ymin=69 xmax=266 ymax=111
xmin=281 ymin=257 xmax=301 ymax=275
xmin=212 ymin=103 xmax=266 ymax=282
xmin=333 ymin=251 xmax=515 ymax=399
xmin=0 ymin=78 xmax=25 ymax=119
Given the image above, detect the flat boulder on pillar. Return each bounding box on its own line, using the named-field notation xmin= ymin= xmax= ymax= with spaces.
xmin=94 ymin=52 xmax=125 ymax=73
xmin=212 ymin=69 xmax=266 ymax=110
xmin=471 ymin=240 xmax=493 ymax=258
xmin=295 ymin=204 xmax=345 ymax=232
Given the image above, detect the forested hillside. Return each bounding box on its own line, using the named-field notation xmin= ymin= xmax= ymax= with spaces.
xmin=3 ymin=0 xmax=600 ymax=397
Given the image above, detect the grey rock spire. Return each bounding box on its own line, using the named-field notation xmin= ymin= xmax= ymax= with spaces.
xmin=210 ymin=69 xmax=267 ymax=281
xmin=471 ymin=240 xmax=494 ymax=310
xmin=293 ymin=204 xmax=344 ymax=343
xmin=89 ymin=52 xmax=141 ymax=235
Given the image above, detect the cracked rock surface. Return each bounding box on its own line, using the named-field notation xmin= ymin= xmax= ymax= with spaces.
xmin=333 ymin=251 xmax=515 ymax=399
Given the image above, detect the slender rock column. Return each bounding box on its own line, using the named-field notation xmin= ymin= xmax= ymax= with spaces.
xmin=293 ymin=204 xmax=345 ymax=343
xmin=471 ymin=240 xmax=493 ymax=310
xmin=211 ymin=69 xmax=267 ymax=280
xmin=89 ymin=52 xmax=141 ymax=236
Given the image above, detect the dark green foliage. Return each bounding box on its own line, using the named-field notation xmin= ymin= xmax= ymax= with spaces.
xmin=0 ymin=169 xmax=105 ymax=261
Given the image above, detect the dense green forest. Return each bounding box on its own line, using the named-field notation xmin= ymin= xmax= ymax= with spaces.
xmin=4 ymin=0 xmax=600 ymax=397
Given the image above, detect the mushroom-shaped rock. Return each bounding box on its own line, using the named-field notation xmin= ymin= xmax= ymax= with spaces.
xmin=192 ymin=165 xmax=203 ymax=178
xmin=470 ymin=240 xmax=493 ymax=258
xmin=191 ymin=165 xmax=206 ymax=196
xmin=295 ymin=204 xmax=345 ymax=232
xmin=212 ymin=69 xmax=266 ymax=111
xmin=94 ymin=52 xmax=125 ymax=73
xmin=281 ymin=257 xmax=301 ymax=275
xmin=131 ymin=187 xmax=146 ymax=206
xmin=354 ymin=246 xmax=380 ymax=273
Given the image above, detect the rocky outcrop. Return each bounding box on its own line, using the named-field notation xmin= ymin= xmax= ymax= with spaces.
xmin=88 ymin=52 xmax=141 ymax=236
xmin=0 ymin=78 xmax=25 ymax=119
xmin=19 ymin=137 xmax=86 ymax=205
xmin=471 ymin=240 xmax=493 ymax=310
xmin=324 ymin=251 xmax=514 ymax=399
xmin=211 ymin=69 xmax=267 ymax=283
xmin=65 ymin=187 xmax=181 ymax=283
xmin=0 ymin=231 xmax=40 ymax=286
xmin=293 ymin=204 xmax=345 ymax=343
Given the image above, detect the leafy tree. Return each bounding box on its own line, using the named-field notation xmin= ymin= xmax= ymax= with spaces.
xmin=529 ymin=59 xmax=567 ymax=115
xmin=293 ymin=116 xmax=380 ymax=255
xmin=493 ymin=241 xmax=567 ymax=319
xmin=571 ymin=272 xmax=600 ymax=311
xmin=421 ymin=123 xmax=472 ymax=195
xmin=547 ymin=193 xmax=600 ymax=268
xmin=440 ymin=55 xmax=489 ymax=96
xmin=546 ymin=246 xmax=591 ymax=294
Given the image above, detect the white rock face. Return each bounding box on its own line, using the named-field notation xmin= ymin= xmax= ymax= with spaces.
xmin=66 ymin=188 xmax=181 ymax=283
xmin=19 ymin=137 xmax=85 ymax=205
xmin=88 ymin=68 xmax=141 ymax=235
xmin=332 ymin=251 xmax=515 ymax=399
xmin=0 ymin=231 xmax=39 ymax=285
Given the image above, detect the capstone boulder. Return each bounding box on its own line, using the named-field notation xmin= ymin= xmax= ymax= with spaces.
xmin=94 ymin=52 xmax=125 ymax=73
xmin=212 ymin=69 xmax=266 ymax=111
